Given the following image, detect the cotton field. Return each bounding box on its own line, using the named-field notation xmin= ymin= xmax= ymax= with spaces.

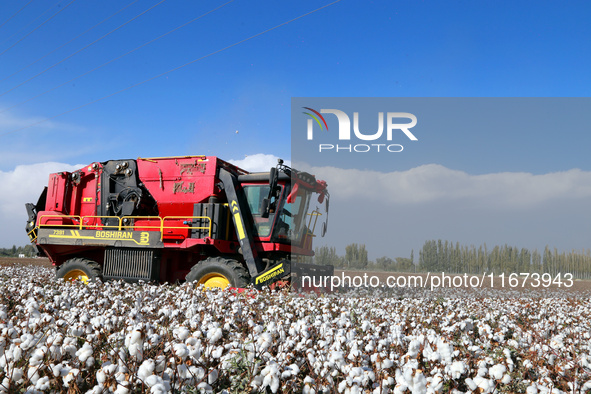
xmin=1 ymin=265 xmax=591 ymax=393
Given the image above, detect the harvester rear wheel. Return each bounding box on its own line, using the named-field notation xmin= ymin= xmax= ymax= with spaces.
xmin=186 ymin=257 xmax=249 ymax=289
xmin=56 ymin=258 xmax=102 ymax=283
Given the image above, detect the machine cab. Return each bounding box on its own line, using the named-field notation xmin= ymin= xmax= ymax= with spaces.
xmin=239 ymin=161 xmax=329 ymax=255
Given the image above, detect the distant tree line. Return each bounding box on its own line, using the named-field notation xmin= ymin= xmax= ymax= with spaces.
xmin=417 ymin=240 xmax=591 ymax=279
xmin=307 ymin=243 xmax=416 ymax=272
xmin=0 ymin=245 xmax=37 ymax=258
xmin=308 ymin=240 xmax=591 ymax=279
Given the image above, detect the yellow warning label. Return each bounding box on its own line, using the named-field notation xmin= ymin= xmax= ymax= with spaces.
xmin=256 ymin=263 xmax=285 ymax=284
xmin=234 ymin=213 xmax=246 ymax=240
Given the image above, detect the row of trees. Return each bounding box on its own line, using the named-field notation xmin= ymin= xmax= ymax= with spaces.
xmin=307 ymin=243 xmax=413 ymax=271
xmin=308 ymin=240 xmax=591 ymax=279
xmin=418 ymin=240 xmax=591 ymax=278
xmin=0 ymin=245 xmax=37 ymax=258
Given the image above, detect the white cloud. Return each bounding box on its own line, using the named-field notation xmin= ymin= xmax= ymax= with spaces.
xmin=0 ymin=162 xmax=84 ymax=246
xmin=297 ymin=164 xmax=591 ymax=208
xmin=229 ymin=154 xmax=291 ymax=173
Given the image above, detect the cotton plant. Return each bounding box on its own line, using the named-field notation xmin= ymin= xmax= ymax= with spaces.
xmin=0 ymin=265 xmax=590 ymax=393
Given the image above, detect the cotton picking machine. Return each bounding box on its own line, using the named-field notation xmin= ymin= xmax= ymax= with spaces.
xmin=25 ymin=156 xmax=333 ymax=289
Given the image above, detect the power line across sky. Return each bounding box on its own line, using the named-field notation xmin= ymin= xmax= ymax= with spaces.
xmin=0 ymin=0 xmax=341 ymax=137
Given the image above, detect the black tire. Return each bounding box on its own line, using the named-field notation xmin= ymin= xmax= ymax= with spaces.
xmin=186 ymin=257 xmax=249 ymax=289
xmin=56 ymin=257 xmax=102 ymax=282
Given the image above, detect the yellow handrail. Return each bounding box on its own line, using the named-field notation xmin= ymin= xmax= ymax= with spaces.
xmin=38 ymin=215 xmax=83 ymax=229
xmin=81 ymin=215 xmax=125 ymax=230
xmin=37 ymin=214 xmax=214 ymax=241
xmin=160 ymin=216 xmax=211 ymax=240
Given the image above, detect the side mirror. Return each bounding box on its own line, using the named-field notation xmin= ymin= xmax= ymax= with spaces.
xmin=269 ymin=168 xmax=276 ymax=188
xmin=261 ymin=198 xmax=270 ymax=218
xmin=320 ymin=222 xmax=327 ymax=237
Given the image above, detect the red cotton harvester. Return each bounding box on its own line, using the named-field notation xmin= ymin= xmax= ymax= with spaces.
xmin=25 ymin=156 xmax=333 ymax=290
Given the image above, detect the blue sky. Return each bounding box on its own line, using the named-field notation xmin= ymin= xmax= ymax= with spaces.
xmin=0 ymin=0 xmax=590 ymax=252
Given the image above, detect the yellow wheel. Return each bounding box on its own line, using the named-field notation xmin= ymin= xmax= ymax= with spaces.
xmin=198 ymin=273 xmax=230 ymax=289
xmin=186 ymin=257 xmax=249 ymax=289
xmin=56 ymin=258 xmax=102 ymax=283
xmin=62 ymin=269 xmax=90 ymax=283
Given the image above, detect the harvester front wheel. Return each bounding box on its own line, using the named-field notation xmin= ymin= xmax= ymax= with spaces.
xmin=186 ymin=257 xmax=249 ymax=289
xmin=56 ymin=258 xmax=102 ymax=283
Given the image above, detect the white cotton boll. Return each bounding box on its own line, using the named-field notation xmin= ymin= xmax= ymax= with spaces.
xmin=257 ymin=332 xmax=273 ymax=352
xmin=0 ymin=377 xmax=8 ymax=392
xmin=149 ymin=334 xmax=162 ymax=346
xmin=489 ymin=364 xmax=506 ymax=380
xmin=412 ymin=371 xmax=427 ymax=392
xmin=262 ymin=374 xmax=274 ymax=392
xmin=347 ymin=348 xmax=361 ymax=361
xmin=303 ymin=385 xmax=316 ymax=394
xmin=145 ymin=375 xmax=160 ymax=387
xmin=449 ymin=361 xmax=466 ymax=379
xmin=289 ymin=363 xmax=300 ymax=376
xmin=104 ymin=363 xmax=118 ymax=375
xmin=465 ymin=378 xmax=477 ymax=391
xmin=34 ymin=376 xmax=50 ymax=390
xmin=125 ymin=330 xmax=144 ymax=360
xmin=350 ymin=385 xmax=363 ymax=394
xmin=501 ymin=374 xmax=511 ymax=384
xmin=349 ymin=367 xmax=363 ymax=378
xmin=405 ymin=340 xmax=421 ymax=359
xmin=473 ymin=376 xmax=493 ymax=392
xmin=154 ymin=355 xmax=166 ymax=373
xmin=338 ymin=380 xmax=348 ymax=393
xmin=51 ymin=363 xmax=64 ymax=378
xmin=177 ymin=364 xmax=190 ymax=380
xmin=211 ymin=346 xmax=223 ymax=358
xmin=250 ymin=374 xmax=263 ymax=389
xmin=13 ymin=345 xmax=23 ymax=362
xmin=63 ymin=368 xmax=79 ymax=387
xmin=96 ymin=370 xmax=107 ymax=384
xmin=361 ymin=321 xmax=371 ymax=332
xmin=114 ymin=384 xmax=130 ymax=394
xmin=526 ymin=385 xmax=538 ymax=394
xmin=138 ymin=359 xmax=155 ymax=381
xmin=189 ymin=366 xmax=205 ymax=382
xmin=27 ymin=366 xmax=40 ymax=384
xmin=76 ymin=342 xmax=93 ymax=363
xmin=11 ymin=367 xmax=24 ymax=382
xmin=172 ymin=343 xmax=189 ymax=359
xmin=150 ymin=383 xmax=168 ymax=394
xmin=197 ymin=382 xmax=213 ymax=392
xmin=207 ymin=327 xmax=223 ymax=344
xmin=0 ymin=355 xmax=7 ymax=369
xmin=173 ymin=327 xmax=190 ymax=341
xmin=208 ymin=369 xmax=219 ymax=384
